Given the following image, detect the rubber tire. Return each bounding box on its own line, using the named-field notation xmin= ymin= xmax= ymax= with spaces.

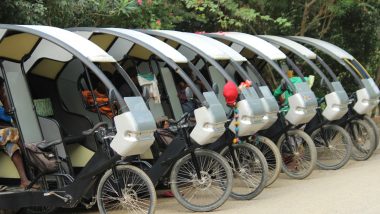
xmin=220 ymin=143 xmax=268 ymax=200
xmin=277 ymin=130 xmax=317 ymax=180
xmin=311 ymin=124 xmax=352 ymax=170
xmin=0 ymin=210 xmax=17 ymax=214
xmin=346 ymin=119 xmax=376 ymax=161
xmin=97 ymin=165 xmax=157 ymax=214
xmin=23 ymin=207 xmax=56 ymax=214
xmin=248 ymin=136 xmax=281 ymax=187
xmin=170 ymin=149 xmax=233 ymax=212
xmin=363 ymin=115 xmax=379 ymax=150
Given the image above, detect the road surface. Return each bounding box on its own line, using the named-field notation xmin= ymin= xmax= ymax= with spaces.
xmin=60 ymin=147 xmax=380 ymax=214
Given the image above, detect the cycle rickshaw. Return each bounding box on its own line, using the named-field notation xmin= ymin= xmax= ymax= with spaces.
xmin=0 ymin=25 xmax=157 ymax=214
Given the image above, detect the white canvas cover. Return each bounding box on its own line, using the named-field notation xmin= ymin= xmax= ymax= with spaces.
xmin=259 ymin=35 xmax=317 ymax=59
xmin=209 ymin=32 xmax=287 ymax=60
xmin=289 ymin=36 xmax=354 ymax=60
xmin=0 ymin=25 xmax=116 ymax=63
xmin=150 ymin=30 xmax=231 ymax=60
xmin=21 ymin=25 xmax=116 ymax=62
xmin=189 ymin=33 xmax=247 ymax=62
xmin=107 ymin=28 xmax=188 ymax=63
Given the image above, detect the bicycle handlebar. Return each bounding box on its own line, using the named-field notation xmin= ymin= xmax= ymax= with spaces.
xmin=82 ymin=122 xmax=108 ymax=136
xmin=168 ymin=112 xmax=191 ymax=126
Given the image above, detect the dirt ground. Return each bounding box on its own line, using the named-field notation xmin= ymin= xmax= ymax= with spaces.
xmin=153 ymin=150 xmax=380 ymax=214
xmin=59 ymin=145 xmax=380 ymax=214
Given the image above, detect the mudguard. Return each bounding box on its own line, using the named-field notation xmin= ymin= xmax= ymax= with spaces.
xmin=110 ymin=97 xmax=156 ymax=157
xmin=229 ymin=87 xmax=266 ymax=136
xmin=322 ymin=81 xmax=349 ymax=121
xmin=190 ymin=92 xmax=227 ymax=145
xmin=259 ymin=86 xmax=279 ymax=129
xmin=285 ymin=82 xmax=317 ymax=125
xmin=353 ymin=78 xmax=380 ymax=114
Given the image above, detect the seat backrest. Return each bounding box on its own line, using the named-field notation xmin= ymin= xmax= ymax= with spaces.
xmin=57 ymin=59 xmax=110 ymax=124
xmin=38 ymin=116 xmax=71 ymax=174
xmin=159 ymin=67 xmax=183 ymax=120
xmin=28 ymin=74 xmax=97 ymax=151
xmin=208 ymin=66 xmax=228 ymax=112
xmin=3 ymin=61 xmax=43 ymax=143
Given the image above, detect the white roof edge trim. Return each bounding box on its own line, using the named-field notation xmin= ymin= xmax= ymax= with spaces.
xmin=259 ymin=35 xmax=317 ymax=60
xmin=210 ymin=32 xmax=287 ymax=60
xmin=189 ymin=33 xmax=247 ymax=62
xmin=73 ymin=31 xmax=93 ymax=40
xmin=151 ymin=30 xmax=231 ymax=60
xmin=19 ymin=25 xmax=116 ymax=63
xmin=289 ymin=36 xmax=354 ymax=60
xmin=105 ymin=28 xmax=188 ymax=63
xmin=0 ymin=29 xmax=6 ymax=40
xmin=88 ymin=55 xmax=117 ymax=62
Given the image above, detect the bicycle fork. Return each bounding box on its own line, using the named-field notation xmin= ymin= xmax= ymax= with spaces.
xmin=228 ymin=145 xmax=241 ymax=170
xmin=190 ymin=152 xmax=202 ymax=179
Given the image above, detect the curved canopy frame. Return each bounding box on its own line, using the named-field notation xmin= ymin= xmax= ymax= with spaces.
xmin=69 ymin=27 xmax=209 ymax=105
xmin=259 ymin=35 xmax=334 ymax=92
xmin=207 ymin=32 xmax=296 ymax=92
xmin=138 ymin=30 xmax=233 ymax=82
xmin=0 ymin=24 xmax=128 ymax=111
xmin=191 ymin=33 xmax=254 ymax=83
xmin=288 ymin=36 xmax=365 ymax=87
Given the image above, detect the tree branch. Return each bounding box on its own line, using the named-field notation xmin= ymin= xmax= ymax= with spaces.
xmin=299 ymin=0 xmax=318 ymax=36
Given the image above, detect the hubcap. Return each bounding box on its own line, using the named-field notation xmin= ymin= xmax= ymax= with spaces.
xmin=192 ymin=171 xmax=212 ymax=190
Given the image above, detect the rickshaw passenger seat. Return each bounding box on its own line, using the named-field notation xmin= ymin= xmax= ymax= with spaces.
xmin=28 ymin=74 xmax=96 ymax=151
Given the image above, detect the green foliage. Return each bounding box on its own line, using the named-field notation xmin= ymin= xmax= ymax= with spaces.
xmin=0 ymin=0 xmax=378 ymax=87
xmin=176 ymin=0 xmax=291 ymax=32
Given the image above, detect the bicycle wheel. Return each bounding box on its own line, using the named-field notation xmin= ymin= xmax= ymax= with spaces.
xmin=220 ymin=143 xmax=268 ymax=200
xmin=97 ymin=165 xmax=156 ymax=214
xmin=277 ymin=130 xmax=317 ymax=179
xmin=170 ymin=149 xmax=233 ymax=212
xmin=345 ymin=119 xmax=376 ymax=161
xmin=248 ymin=135 xmax=281 ymax=186
xmin=311 ymin=124 xmax=352 ymax=170
xmin=363 ymin=115 xmax=379 ymax=149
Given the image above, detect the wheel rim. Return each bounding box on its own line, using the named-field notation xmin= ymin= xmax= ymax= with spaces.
xmin=173 ymin=154 xmax=229 ymax=207
xmin=313 ymin=127 xmax=349 ymax=167
xmin=279 ymin=134 xmax=313 ymax=176
xmin=348 ymin=122 xmax=372 ymax=158
xmin=250 ymin=139 xmax=277 ymax=183
xmin=99 ymin=169 xmax=152 ymax=213
xmin=223 ymin=145 xmax=264 ymax=196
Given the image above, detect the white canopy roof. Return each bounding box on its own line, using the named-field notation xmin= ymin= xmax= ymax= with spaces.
xmin=150 ymin=30 xmax=231 ymax=60
xmin=259 ymin=35 xmax=317 ymax=59
xmin=188 ymin=33 xmax=247 ymax=62
xmin=209 ymin=32 xmax=287 ymax=60
xmin=104 ymin=28 xmax=188 ymax=63
xmin=20 ymin=25 xmax=116 ymax=62
xmin=289 ymin=36 xmax=354 ymax=60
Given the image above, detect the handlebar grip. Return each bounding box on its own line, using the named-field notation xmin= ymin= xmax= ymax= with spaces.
xmin=168 ymin=112 xmax=190 ymax=126
xmin=177 ymin=112 xmax=190 ymax=123
xmin=82 ymin=122 xmax=108 ymax=136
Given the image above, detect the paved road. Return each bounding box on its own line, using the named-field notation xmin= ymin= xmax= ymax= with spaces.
xmin=155 ymin=149 xmax=380 ymax=214
xmin=60 ymin=147 xmax=380 ymax=214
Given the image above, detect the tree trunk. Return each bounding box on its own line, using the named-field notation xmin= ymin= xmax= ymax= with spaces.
xmin=299 ymin=0 xmax=317 ymax=36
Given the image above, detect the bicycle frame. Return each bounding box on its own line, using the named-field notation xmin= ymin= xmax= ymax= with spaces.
xmin=0 ymin=132 xmax=121 ymax=209
xmin=147 ymin=121 xmax=203 ymax=185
